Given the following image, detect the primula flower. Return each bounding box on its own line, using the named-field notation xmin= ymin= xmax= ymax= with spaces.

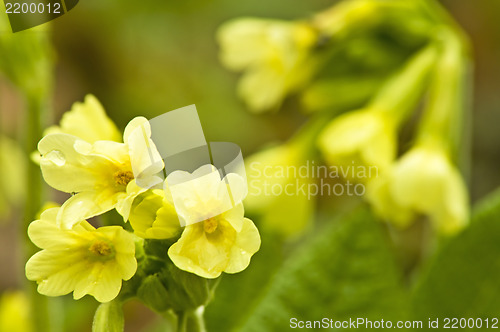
xmin=38 ymin=116 xmax=163 ymax=228
xmin=166 ymin=165 xmax=260 ymax=278
xmin=316 ymin=44 xmax=439 ymax=181
xmin=366 ymin=145 xmax=469 ymax=234
xmin=217 ymin=18 xmax=318 ymax=112
xmin=317 ymin=109 xmax=396 ymax=180
xmin=129 ymin=189 xmax=180 ymax=239
xmin=44 ymin=95 xmax=121 ymax=143
xmin=25 ymin=208 xmax=137 ymax=303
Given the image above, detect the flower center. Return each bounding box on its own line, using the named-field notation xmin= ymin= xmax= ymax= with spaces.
xmin=89 ymin=240 xmax=113 ymax=257
xmin=203 ymin=217 xmax=219 ymax=234
xmin=114 ymin=170 xmax=134 ymax=186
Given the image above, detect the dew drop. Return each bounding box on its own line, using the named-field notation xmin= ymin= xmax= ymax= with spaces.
xmin=46 ymin=150 xmax=66 ymax=166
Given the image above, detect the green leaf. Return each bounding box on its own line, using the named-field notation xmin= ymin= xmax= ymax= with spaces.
xmin=92 ymin=301 xmax=124 ymax=332
xmin=205 ymin=232 xmax=284 ymax=332
xmin=237 ymin=207 xmax=407 ymax=332
xmin=412 ymin=189 xmax=500 ymax=319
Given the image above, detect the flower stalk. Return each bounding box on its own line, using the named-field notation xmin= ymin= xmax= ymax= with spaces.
xmin=23 ymin=94 xmax=55 ymax=332
xmin=368 ymin=43 xmax=438 ymax=125
xmin=416 ymin=29 xmax=467 ymax=158
xmin=177 ymin=308 xmax=206 ymax=332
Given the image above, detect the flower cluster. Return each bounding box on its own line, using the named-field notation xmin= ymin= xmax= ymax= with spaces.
xmin=25 ymin=95 xmax=261 ymax=303
xmin=218 ymin=0 xmax=471 ymax=235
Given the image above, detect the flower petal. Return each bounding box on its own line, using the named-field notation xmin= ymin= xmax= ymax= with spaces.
xmin=115 ymin=180 xmax=147 ymax=222
xmin=57 ymin=191 xmax=116 ymax=228
xmin=115 ymin=254 xmax=138 ymax=280
xmin=238 ymin=65 xmax=286 ymax=112
xmin=225 ymin=218 xmax=261 ymax=274
xmin=222 ymin=204 xmax=244 ymax=232
xmin=38 ymin=133 xmax=115 ymax=193
xmin=168 ymin=224 xmax=233 ymax=279
xmin=44 ymin=95 xmax=121 ymax=143
xmin=26 ymin=250 xmax=86 ymax=296
xmin=224 ymin=173 xmax=247 ymax=206
xmin=73 ymin=262 xmax=122 ymax=303
xmin=124 ymin=117 xmax=164 ymax=188
xmin=28 ymin=218 xmax=78 ymax=250
xmin=217 ymin=18 xmax=278 ymax=70
xmin=91 ymin=140 xmax=129 ymax=165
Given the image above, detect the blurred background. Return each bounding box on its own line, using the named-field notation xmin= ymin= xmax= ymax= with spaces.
xmin=0 ymin=0 xmax=500 ymax=331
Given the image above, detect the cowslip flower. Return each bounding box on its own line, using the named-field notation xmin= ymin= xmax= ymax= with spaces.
xmin=366 ymin=145 xmax=469 ymax=234
xmin=25 ymin=208 xmax=137 ymax=303
xmin=166 ymin=165 xmax=260 ymax=278
xmin=317 ymin=44 xmax=438 ymax=181
xmin=367 ymin=31 xmax=470 ymax=234
xmin=44 ymin=94 xmax=121 ymax=143
xmin=317 ymin=109 xmax=396 ymax=181
xmin=38 ymin=115 xmax=163 ymax=228
xmin=217 ymin=18 xmax=318 ymax=112
xmin=128 ymin=189 xmax=180 ymax=239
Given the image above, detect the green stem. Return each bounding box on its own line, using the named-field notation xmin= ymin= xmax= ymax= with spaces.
xmin=416 ymin=29 xmax=466 ymax=157
xmin=288 ymin=113 xmax=332 ymax=155
xmin=177 ymin=307 xmax=206 ymax=332
xmin=418 ymin=0 xmax=471 ymax=53
xmin=22 ymin=94 xmax=57 ymax=332
xmin=368 ymin=42 xmax=438 ymax=126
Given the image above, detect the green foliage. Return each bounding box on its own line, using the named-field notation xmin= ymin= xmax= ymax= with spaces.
xmin=236 ymin=208 xmax=408 ymax=331
xmin=205 ymin=189 xmax=500 ymax=332
xmin=205 ymin=232 xmax=285 ymax=331
xmin=412 ymin=189 xmax=500 ymax=320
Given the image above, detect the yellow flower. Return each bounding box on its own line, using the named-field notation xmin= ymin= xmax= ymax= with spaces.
xmin=217 ymin=18 xmax=318 ymax=112
xmin=25 ymin=208 xmax=137 ymax=303
xmin=44 ymin=95 xmax=121 ymax=143
xmin=244 ymin=143 xmax=314 ymax=236
xmin=317 ymin=109 xmax=396 ymax=181
xmin=317 ymin=44 xmax=439 ymax=182
xmin=366 ymin=145 xmax=469 ymax=234
xmin=312 ymin=0 xmax=378 ymax=36
xmin=0 ymin=291 xmax=32 ymax=332
xmin=129 ymin=189 xmax=180 ymax=239
xmin=166 ymin=165 xmax=260 ymax=278
xmin=366 ymin=32 xmax=470 ymax=235
xmin=38 ymin=116 xmax=164 ymax=228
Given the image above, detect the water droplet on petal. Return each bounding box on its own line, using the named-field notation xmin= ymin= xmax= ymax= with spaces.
xmin=46 ymin=150 xmax=66 ymax=166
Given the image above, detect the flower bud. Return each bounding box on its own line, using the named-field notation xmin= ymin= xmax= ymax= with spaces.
xmin=92 ymin=301 xmax=124 ymax=332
